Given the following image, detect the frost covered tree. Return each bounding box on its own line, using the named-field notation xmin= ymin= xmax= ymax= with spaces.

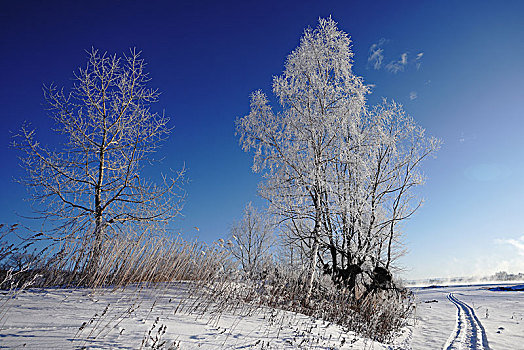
xmin=14 ymin=49 xmax=185 ymax=275
xmin=237 ymin=18 xmax=439 ymax=300
xmin=323 ymin=99 xmax=439 ymax=296
xmin=228 ymin=203 xmax=274 ymax=277
xmin=237 ymin=17 xmax=368 ymax=299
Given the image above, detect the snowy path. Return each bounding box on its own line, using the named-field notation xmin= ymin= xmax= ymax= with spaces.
xmin=411 ymin=284 xmax=524 ymax=350
xmin=443 ymin=293 xmax=490 ymax=350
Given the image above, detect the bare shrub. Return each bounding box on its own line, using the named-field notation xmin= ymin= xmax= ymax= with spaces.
xmin=228 ymin=202 xmax=274 ymax=278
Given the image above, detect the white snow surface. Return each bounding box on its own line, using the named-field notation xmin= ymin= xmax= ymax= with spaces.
xmin=412 ymin=283 xmax=524 ymax=349
xmin=0 ymin=282 xmax=522 ymax=349
xmin=0 ymin=282 xmax=409 ymax=349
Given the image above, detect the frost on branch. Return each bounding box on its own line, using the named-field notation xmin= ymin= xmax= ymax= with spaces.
xmin=237 ymin=17 xmax=440 ymax=300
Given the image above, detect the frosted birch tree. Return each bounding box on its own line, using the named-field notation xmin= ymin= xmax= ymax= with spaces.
xmin=14 ymin=49 xmax=185 ymax=275
xmin=323 ymin=100 xmax=440 ymax=295
xmin=237 ymin=18 xmax=368 ymax=300
xmin=237 ymin=18 xmax=439 ymax=300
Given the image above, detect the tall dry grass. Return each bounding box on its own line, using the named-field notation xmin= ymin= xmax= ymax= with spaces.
xmin=0 ymin=224 xmax=230 ymax=291
xmin=0 ymin=224 xmax=413 ymax=345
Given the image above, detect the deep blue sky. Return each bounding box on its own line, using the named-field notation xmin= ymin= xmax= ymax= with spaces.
xmin=1 ymin=0 xmax=523 ymax=280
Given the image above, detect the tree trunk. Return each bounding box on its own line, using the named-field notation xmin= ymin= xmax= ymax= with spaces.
xmin=385 ymin=221 xmax=394 ymax=270
xmin=88 ymin=129 xmax=106 ymax=277
xmin=329 ymin=243 xmax=338 ymax=283
xmin=305 ymin=233 xmax=319 ymax=304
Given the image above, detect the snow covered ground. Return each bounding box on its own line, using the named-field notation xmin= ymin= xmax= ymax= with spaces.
xmin=0 ymin=282 xmax=522 ymax=349
xmin=0 ymin=282 xmax=410 ymax=349
xmin=411 ymin=283 xmax=524 ymax=349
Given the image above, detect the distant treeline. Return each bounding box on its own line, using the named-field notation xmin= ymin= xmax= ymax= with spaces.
xmin=407 ymin=271 xmax=524 ymax=286
xmin=488 ymin=271 xmax=524 ymax=281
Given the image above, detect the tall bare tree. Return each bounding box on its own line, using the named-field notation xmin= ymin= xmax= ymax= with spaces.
xmin=13 ymin=49 xmax=184 ymax=274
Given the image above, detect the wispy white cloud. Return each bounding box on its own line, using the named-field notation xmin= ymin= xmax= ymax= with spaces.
xmin=409 ymin=91 xmax=417 ymax=100
xmin=368 ymin=38 xmax=387 ymax=70
xmin=495 ymin=236 xmax=524 ymax=256
xmin=368 ymin=40 xmax=424 ymax=74
xmin=368 ymin=48 xmax=384 ymax=70
xmin=400 ymin=52 xmax=408 ymax=65
xmin=385 ymin=52 xmax=408 ymax=73
xmin=415 ymin=52 xmax=424 ymax=70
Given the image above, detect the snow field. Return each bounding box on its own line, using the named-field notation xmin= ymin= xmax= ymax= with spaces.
xmin=412 ymin=284 xmax=524 ymax=350
xmin=0 ymin=283 xmax=410 ymax=349
xmin=2 ymin=282 xmax=521 ymax=349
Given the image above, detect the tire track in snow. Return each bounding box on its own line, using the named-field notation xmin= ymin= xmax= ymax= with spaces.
xmin=443 ymin=293 xmax=490 ymax=350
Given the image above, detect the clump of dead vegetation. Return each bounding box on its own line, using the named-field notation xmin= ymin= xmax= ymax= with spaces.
xmin=201 ymin=257 xmax=414 ymax=343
